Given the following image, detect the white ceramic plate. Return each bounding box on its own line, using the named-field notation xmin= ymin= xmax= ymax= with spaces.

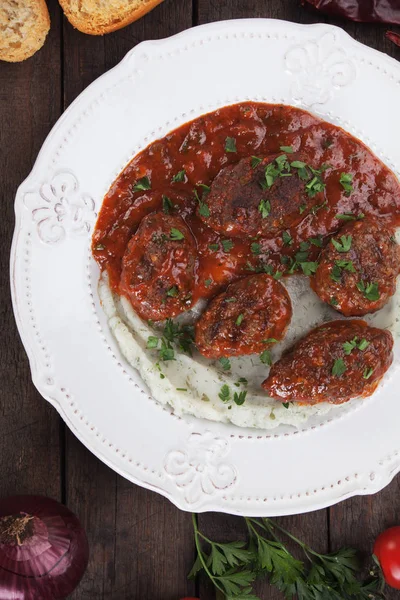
xmin=11 ymin=19 xmax=400 ymax=516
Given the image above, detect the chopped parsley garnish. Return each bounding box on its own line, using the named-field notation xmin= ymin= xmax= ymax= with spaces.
xmin=322 ymin=137 xmax=333 ymax=149
xmin=357 ymin=281 xmax=380 ymax=301
xmin=260 ymin=349 xmax=272 ymax=366
xmin=95 ymin=243 xmax=105 ymax=251
xmin=235 ymin=377 xmax=248 ymax=387
xmin=363 ymin=367 xmax=374 ymax=380
xmin=339 ymin=172 xmax=353 ymax=196
xmin=336 ymin=259 xmax=356 ymax=272
xmin=330 ymin=264 xmax=342 ymax=282
xmin=299 ymin=204 xmax=307 ymax=214
xmin=219 ymin=357 xmax=231 ymax=371
xmin=133 ymin=176 xmax=151 ymax=191
xmin=279 ymin=145 xmax=294 ymax=153
xmin=221 ymin=239 xmax=234 ymax=252
xmin=198 ymin=183 xmax=211 ymax=193
xmin=336 ymin=212 xmax=365 ymax=221
xmin=235 ymin=314 xmax=244 ymax=326
xmin=332 ymin=235 xmax=352 ymax=253
xmin=208 ymin=243 xmax=219 ymax=252
xmin=273 ymin=271 xmax=283 ymax=280
xmin=282 ymin=402 xmax=290 ymax=409
xmin=166 ymin=286 xmax=179 ymax=297
xmin=176 ymin=388 xmax=187 ymax=392
xmin=219 ymin=384 xmax=230 ymax=403
xmin=225 ymin=297 xmax=236 ymax=303
xmin=332 ymin=358 xmax=347 ymax=377
xmin=310 ymin=199 xmax=328 ymax=215
xmin=204 ymin=278 xmax=212 ymax=288
xmin=251 ymin=156 xmax=262 ymax=168
xmin=195 ymin=189 xmax=210 ymax=218
xmin=170 ymin=228 xmax=185 ymax=241
xmin=343 ymin=337 xmax=370 ymax=355
xmin=147 ymin=336 xmax=159 ymax=349
xmin=263 ymin=338 xmax=278 ymax=344
xmin=233 ymin=390 xmax=247 ymax=406
xmin=301 ymin=262 xmax=318 ymax=276
xmin=159 ymin=340 xmax=175 ymax=361
xmin=330 ymin=297 xmax=339 ymax=306
xmin=251 ymin=242 xmax=262 ymax=255
xmin=162 ymin=195 xmax=174 ymax=214
xmin=282 ymin=231 xmax=293 ymax=246
xmin=299 ymin=241 xmax=310 ymax=251
xmin=225 ymin=137 xmax=237 ymax=153
xmin=305 ymin=174 xmax=326 ymax=197
xmin=310 ymin=236 xmax=323 ymax=247
xmin=171 ymin=169 xmax=186 ymax=183
xmin=258 ymin=198 xmax=271 ymax=218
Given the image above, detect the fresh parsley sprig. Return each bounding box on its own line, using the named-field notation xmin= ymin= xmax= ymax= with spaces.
xmin=190 ymin=515 xmax=385 ymax=599
xmin=146 ymin=319 xmax=194 ymax=364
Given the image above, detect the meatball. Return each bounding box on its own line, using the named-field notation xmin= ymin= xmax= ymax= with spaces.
xmin=199 ymin=154 xmax=326 ymax=238
xmin=312 ymin=219 xmax=400 ymax=316
xmin=120 ymin=212 xmax=197 ymax=321
xmin=262 ymin=320 xmax=393 ymax=405
xmin=195 ymin=274 xmax=292 ymax=358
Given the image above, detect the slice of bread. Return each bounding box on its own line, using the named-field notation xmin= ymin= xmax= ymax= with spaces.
xmin=0 ymin=0 xmax=50 ymax=62
xmin=59 ymin=0 xmax=164 ymax=35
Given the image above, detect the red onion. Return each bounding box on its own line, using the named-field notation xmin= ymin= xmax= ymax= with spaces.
xmin=0 ymin=495 xmax=89 ymax=599
xmin=386 ymin=31 xmax=400 ymax=48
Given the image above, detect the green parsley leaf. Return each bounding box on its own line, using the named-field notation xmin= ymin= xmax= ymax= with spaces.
xmin=235 ymin=314 xmax=244 ymax=326
xmin=301 ymin=262 xmax=318 ymax=276
xmin=251 ymin=156 xmax=262 ymax=168
xmin=198 ymin=183 xmax=211 ymax=194
xmin=233 ymin=391 xmax=247 ymax=406
xmin=273 ymin=271 xmax=283 ymax=280
xmin=358 ymin=338 xmax=370 ymax=351
xmin=332 ymin=358 xmax=347 ymax=377
xmin=219 ymin=357 xmax=231 ymax=371
xmin=310 ymin=236 xmax=323 ymax=247
xmin=291 ymin=160 xmax=307 ymax=169
xmin=330 ymin=297 xmax=339 ymax=306
xmin=171 ymin=169 xmax=186 ymax=183
xmin=357 ymin=281 xmax=380 ymax=302
xmin=208 ymin=243 xmax=219 ymax=251
xmin=195 ymin=189 xmax=210 ymax=218
xmin=330 ymin=264 xmax=342 ymax=282
xmin=147 ymin=336 xmax=159 ymax=349
xmin=343 ymin=338 xmax=358 ymax=355
xmin=282 ymin=231 xmax=293 ymax=246
xmin=225 ymin=297 xmax=237 ymax=303
xmin=159 ymin=339 xmax=175 ymax=361
xmin=299 ymin=241 xmax=310 ymax=251
xmin=225 ymin=137 xmax=237 ymax=153
xmin=251 ymin=242 xmax=262 ymax=255
xmin=282 ymin=402 xmax=290 ymax=409
xmin=219 ymin=384 xmax=230 ymax=403
xmin=339 ymin=172 xmax=353 ymax=196
xmin=166 ymin=286 xmax=179 ymax=297
xmin=170 ymin=228 xmax=185 ymax=241
xmin=162 ymin=195 xmax=174 ymax=214
xmin=260 ymin=349 xmax=272 ymax=366
xmin=363 ymin=367 xmax=374 ymax=380
xmin=222 ymin=239 xmax=234 ymax=252
xmin=336 ymin=259 xmax=356 ymax=272
xmin=332 ymin=235 xmax=352 ymax=253
xmin=336 ymin=212 xmax=365 ymax=221
xmin=176 ymin=388 xmax=187 ymax=392
xmin=258 ymin=199 xmax=271 ymax=218
xmin=305 ymin=174 xmax=326 ymax=197
xmin=94 ymin=243 xmax=105 ymax=251
xmin=279 ymin=145 xmax=294 ymax=153
xmin=299 ymin=204 xmax=307 ymax=214
xmin=133 ymin=176 xmax=151 ymax=191
xmin=263 ymin=338 xmax=278 ymax=344
xmin=204 ymin=278 xmax=212 ymax=288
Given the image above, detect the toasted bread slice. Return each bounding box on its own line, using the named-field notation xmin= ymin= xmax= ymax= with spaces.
xmin=0 ymin=0 xmax=50 ymax=62
xmin=59 ymin=0 xmax=164 ymax=35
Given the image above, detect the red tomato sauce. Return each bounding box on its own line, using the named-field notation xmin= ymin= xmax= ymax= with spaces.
xmin=92 ymin=102 xmax=400 ymax=307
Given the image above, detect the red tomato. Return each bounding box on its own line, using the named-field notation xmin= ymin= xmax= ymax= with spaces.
xmin=374 ymin=526 xmax=400 ymax=589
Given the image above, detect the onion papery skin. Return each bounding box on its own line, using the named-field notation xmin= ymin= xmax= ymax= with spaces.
xmin=0 ymin=495 xmax=89 ymax=600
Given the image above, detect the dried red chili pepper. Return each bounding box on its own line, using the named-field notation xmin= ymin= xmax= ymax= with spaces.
xmin=386 ymin=30 xmax=400 ymax=47
xmin=303 ymin=0 xmax=400 ymax=25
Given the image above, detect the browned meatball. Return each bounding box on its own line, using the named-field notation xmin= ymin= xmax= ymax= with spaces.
xmin=120 ymin=212 xmax=197 ymax=321
xmin=198 ymin=154 xmax=326 ymax=238
xmin=312 ymin=219 xmax=400 ymax=316
xmin=195 ymin=274 xmax=292 ymax=358
xmin=262 ymin=320 xmax=393 ymax=405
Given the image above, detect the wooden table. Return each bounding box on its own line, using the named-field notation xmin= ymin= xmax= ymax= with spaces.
xmin=1 ymin=1 xmax=399 ymax=598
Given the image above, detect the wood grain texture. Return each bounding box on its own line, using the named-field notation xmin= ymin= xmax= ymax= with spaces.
xmin=0 ymin=0 xmax=62 ymax=500
xmin=63 ymin=2 xmax=195 ymax=598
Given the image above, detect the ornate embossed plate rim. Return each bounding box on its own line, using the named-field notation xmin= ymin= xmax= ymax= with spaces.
xmin=10 ymin=19 xmax=400 ymax=516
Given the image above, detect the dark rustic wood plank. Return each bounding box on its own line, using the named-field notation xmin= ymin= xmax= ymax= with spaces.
xmin=0 ymin=0 xmax=62 ymax=499
xmin=62 ymin=2 xmax=195 ymax=598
